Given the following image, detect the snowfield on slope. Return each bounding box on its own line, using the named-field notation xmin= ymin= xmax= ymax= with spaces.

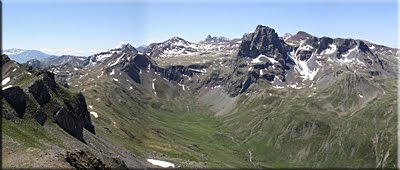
xmin=146 ymin=159 xmax=175 ymax=168
xmin=2 ymin=77 xmax=10 ymax=85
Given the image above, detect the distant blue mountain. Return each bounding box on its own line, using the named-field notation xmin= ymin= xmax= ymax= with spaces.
xmin=3 ymin=48 xmax=55 ymax=63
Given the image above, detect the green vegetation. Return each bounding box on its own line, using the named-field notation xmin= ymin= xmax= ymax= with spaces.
xmin=2 ymin=65 xmax=397 ymax=168
xmin=2 ymin=118 xmax=65 ymax=149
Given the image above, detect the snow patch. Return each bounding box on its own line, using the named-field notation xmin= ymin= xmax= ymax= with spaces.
xmin=289 ymin=83 xmax=302 ymax=89
xmin=110 ymin=69 xmax=115 ymax=75
xmin=2 ymin=77 xmax=10 ymax=85
xmin=108 ymin=54 xmax=125 ymax=67
xmin=259 ymin=69 xmax=264 ymax=76
xmin=147 ymin=64 xmax=151 ymax=73
xmin=2 ymin=85 xmax=12 ymax=90
xmin=97 ymin=71 xmax=104 ymax=78
xmin=369 ymin=45 xmax=375 ymax=50
xmin=189 ymin=68 xmax=207 ymax=73
xmin=338 ymin=57 xmax=364 ymax=65
xmin=152 ymin=79 xmax=157 ymax=95
xmin=341 ymin=48 xmax=357 ymax=58
xmin=251 ymin=55 xmax=278 ymax=64
xmin=90 ymin=111 xmax=98 ymax=118
xmin=321 ymin=44 xmax=337 ymax=55
xmin=273 ymin=85 xmax=285 ymax=89
xmin=358 ymin=94 xmax=363 ymax=98
xmin=294 ymin=58 xmax=319 ymax=81
xmin=211 ymin=85 xmax=221 ymax=89
xmin=146 ymin=159 xmax=174 ymax=168
xmin=177 ymin=83 xmax=186 ymax=90
xmin=299 ymin=44 xmax=314 ymax=51
xmin=267 ymin=57 xmax=278 ymax=64
xmin=96 ymin=53 xmax=112 ymax=61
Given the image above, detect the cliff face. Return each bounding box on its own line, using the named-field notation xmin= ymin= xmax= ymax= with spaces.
xmin=1 ymin=54 xmax=95 ymax=142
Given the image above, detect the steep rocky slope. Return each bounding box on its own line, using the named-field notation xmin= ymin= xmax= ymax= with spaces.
xmin=1 ymin=54 xmax=147 ymax=168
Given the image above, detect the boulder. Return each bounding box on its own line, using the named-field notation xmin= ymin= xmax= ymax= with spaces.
xmin=65 ymin=150 xmax=105 ymax=169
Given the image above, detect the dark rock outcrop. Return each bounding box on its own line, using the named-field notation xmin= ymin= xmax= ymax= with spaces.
xmin=122 ymin=54 xmax=151 ymax=83
xmin=238 ymin=25 xmax=287 ymax=60
xmin=227 ymin=25 xmax=293 ymax=96
xmin=28 ymin=79 xmax=51 ymax=106
xmin=54 ymin=93 xmax=95 ymax=142
xmin=154 ymin=64 xmax=207 ymax=82
xmin=42 ymin=72 xmax=58 ymax=92
xmin=32 ymin=107 xmax=47 ymax=126
xmin=65 ymin=150 xmax=105 ymax=169
xmin=54 ymin=108 xmax=86 ymax=141
xmin=3 ymin=87 xmax=28 ymax=118
xmin=1 ymin=54 xmax=13 ymax=67
xmin=316 ymin=37 xmax=334 ymax=54
xmin=77 ymin=93 xmax=95 ymax=134
xmin=297 ymin=50 xmax=313 ymax=61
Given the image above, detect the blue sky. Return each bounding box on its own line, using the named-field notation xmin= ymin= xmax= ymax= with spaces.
xmin=3 ymin=0 xmax=398 ymax=56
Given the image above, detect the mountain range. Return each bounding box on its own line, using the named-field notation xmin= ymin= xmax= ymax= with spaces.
xmin=2 ymin=25 xmax=398 ymax=168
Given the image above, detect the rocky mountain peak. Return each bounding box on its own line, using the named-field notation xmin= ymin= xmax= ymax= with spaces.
xmin=168 ymin=36 xmax=186 ymax=43
xmin=238 ymin=25 xmax=287 ymax=59
xmin=201 ymin=35 xmax=230 ymax=43
xmin=205 ymin=35 xmax=212 ymax=41
xmin=294 ymin=31 xmax=313 ymax=39
xmin=121 ymin=43 xmax=137 ymax=53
